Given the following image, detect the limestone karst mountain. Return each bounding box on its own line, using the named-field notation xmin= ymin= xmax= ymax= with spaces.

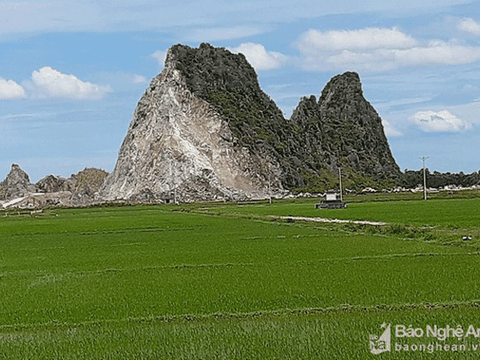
xmin=99 ymin=44 xmax=280 ymax=202
xmin=99 ymin=43 xmax=400 ymax=202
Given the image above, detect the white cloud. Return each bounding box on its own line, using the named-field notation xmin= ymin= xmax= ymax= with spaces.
xmin=30 ymin=67 xmax=111 ymax=100
xmin=374 ymin=96 xmax=432 ymax=111
xmin=151 ymin=50 xmax=167 ymax=68
xmin=382 ymin=119 xmax=402 ymax=137
xmin=298 ymin=28 xmax=417 ymax=53
xmin=458 ymin=18 xmax=480 ymax=36
xmin=0 ymin=1 xmax=473 ymax=40
xmin=230 ymin=43 xmax=287 ymax=70
xmin=394 ymin=42 xmax=480 ymax=66
xmin=185 ymin=26 xmax=265 ymax=42
xmin=297 ymin=27 xmax=480 ymax=72
xmin=0 ymin=78 xmax=27 ymax=100
xmin=411 ymin=110 xmax=472 ymax=132
xmin=132 ymin=74 xmax=147 ymax=84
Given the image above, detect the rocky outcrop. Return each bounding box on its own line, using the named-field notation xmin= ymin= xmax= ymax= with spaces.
xmin=37 ymin=175 xmax=73 ymax=193
xmin=0 ymin=164 xmax=36 ymax=200
xmin=36 ymin=168 xmax=108 ymax=197
xmin=0 ymin=166 xmax=108 ymax=208
xmin=70 ymin=168 xmax=108 ymax=196
xmin=100 ymin=43 xmax=400 ymax=201
xmin=99 ymin=45 xmax=277 ymax=202
xmin=290 ymin=72 xmax=401 ymax=182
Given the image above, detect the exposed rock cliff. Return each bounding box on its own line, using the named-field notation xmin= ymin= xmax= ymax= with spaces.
xmin=100 ymin=43 xmax=400 ymax=201
xmin=99 ymin=45 xmax=275 ymax=202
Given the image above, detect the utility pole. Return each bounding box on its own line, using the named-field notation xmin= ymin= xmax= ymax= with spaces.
xmin=173 ymin=159 xmax=177 ymax=205
xmin=338 ymin=167 xmax=343 ymax=202
xmin=419 ymin=156 xmax=429 ymax=200
xmin=169 ymin=152 xmax=177 ymax=205
xmin=268 ymin=164 xmax=272 ymax=205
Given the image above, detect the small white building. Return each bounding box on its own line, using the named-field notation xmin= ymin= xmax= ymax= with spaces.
xmin=315 ymin=191 xmax=346 ymax=209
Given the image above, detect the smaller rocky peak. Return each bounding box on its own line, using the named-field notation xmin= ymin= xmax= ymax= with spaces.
xmin=322 ymin=71 xmax=362 ymax=93
xmin=290 ymin=95 xmax=320 ymax=125
xmin=70 ymin=168 xmax=108 ymax=196
xmin=3 ymin=163 xmax=31 ymax=185
xmin=0 ymin=164 xmax=36 ymax=199
xmin=318 ymin=71 xmax=363 ymax=108
xmin=36 ymin=175 xmax=73 ymax=193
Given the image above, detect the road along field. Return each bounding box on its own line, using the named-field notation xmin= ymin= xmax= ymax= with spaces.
xmin=1 ymin=198 xmax=480 ymax=359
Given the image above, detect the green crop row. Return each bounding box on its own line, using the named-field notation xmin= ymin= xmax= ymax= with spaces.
xmin=1 ymin=199 xmax=479 ymax=358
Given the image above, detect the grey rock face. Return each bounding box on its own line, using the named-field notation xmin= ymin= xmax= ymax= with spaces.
xmin=0 ymin=164 xmax=36 ymax=200
xmin=99 ymin=49 xmax=274 ymax=202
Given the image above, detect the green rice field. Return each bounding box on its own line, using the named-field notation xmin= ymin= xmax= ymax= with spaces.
xmin=1 ymin=196 xmax=480 ymax=358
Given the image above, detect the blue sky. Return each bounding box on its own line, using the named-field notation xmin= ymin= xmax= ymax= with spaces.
xmin=1 ymin=0 xmax=480 ymax=181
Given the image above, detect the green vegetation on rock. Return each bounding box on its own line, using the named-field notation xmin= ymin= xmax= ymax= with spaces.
xmin=168 ymin=44 xmax=400 ymax=192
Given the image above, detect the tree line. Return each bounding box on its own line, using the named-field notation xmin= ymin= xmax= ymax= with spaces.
xmin=401 ymin=169 xmax=480 ymax=189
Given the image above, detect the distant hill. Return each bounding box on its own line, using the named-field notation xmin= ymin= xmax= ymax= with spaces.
xmin=0 ymin=165 xmax=107 ymax=207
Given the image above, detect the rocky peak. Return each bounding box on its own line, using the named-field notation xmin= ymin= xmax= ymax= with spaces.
xmin=168 ymin=43 xmax=259 ymax=100
xmin=0 ymin=164 xmax=36 ymax=199
xmin=291 ymin=71 xmax=400 ymax=183
xmin=37 ymin=175 xmax=73 ymax=193
xmin=320 ymin=72 xmax=362 ymax=100
xmin=70 ymin=168 xmax=108 ymax=196
xmin=167 ymin=43 xmax=285 ymax=149
xmin=99 ymin=44 xmax=276 ymax=203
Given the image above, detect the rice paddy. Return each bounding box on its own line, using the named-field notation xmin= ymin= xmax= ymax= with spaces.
xmin=1 ymin=196 xmax=480 ymax=358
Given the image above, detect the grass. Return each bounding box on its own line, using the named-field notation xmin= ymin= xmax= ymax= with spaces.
xmin=5 ymin=305 xmax=480 ymax=359
xmin=1 ymin=197 xmax=480 ymax=358
xmin=197 ymin=196 xmax=480 ymax=227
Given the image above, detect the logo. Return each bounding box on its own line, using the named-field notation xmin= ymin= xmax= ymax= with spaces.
xmin=369 ymin=323 xmax=480 ymax=354
xmin=370 ymin=323 xmax=391 ymax=355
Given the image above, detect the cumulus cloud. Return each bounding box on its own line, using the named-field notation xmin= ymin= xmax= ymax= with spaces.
xmin=0 ymin=78 xmax=27 ymax=100
xmin=230 ymin=43 xmax=287 ymax=70
xmin=458 ymin=18 xmax=480 ymax=36
xmin=298 ymin=28 xmax=417 ymax=53
xmin=297 ymin=27 xmax=480 ymax=72
xmin=132 ymin=74 xmax=147 ymax=84
xmin=150 ymin=50 xmax=167 ymax=68
xmin=30 ymin=67 xmax=111 ymax=100
xmin=382 ymin=119 xmax=402 ymax=137
xmin=395 ymin=41 xmax=480 ymax=65
xmin=411 ymin=110 xmax=472 ymax=132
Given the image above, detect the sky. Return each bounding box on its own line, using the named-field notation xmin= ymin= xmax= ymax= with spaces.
xmin=1 ymin=0 xmax=480 ymax=182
